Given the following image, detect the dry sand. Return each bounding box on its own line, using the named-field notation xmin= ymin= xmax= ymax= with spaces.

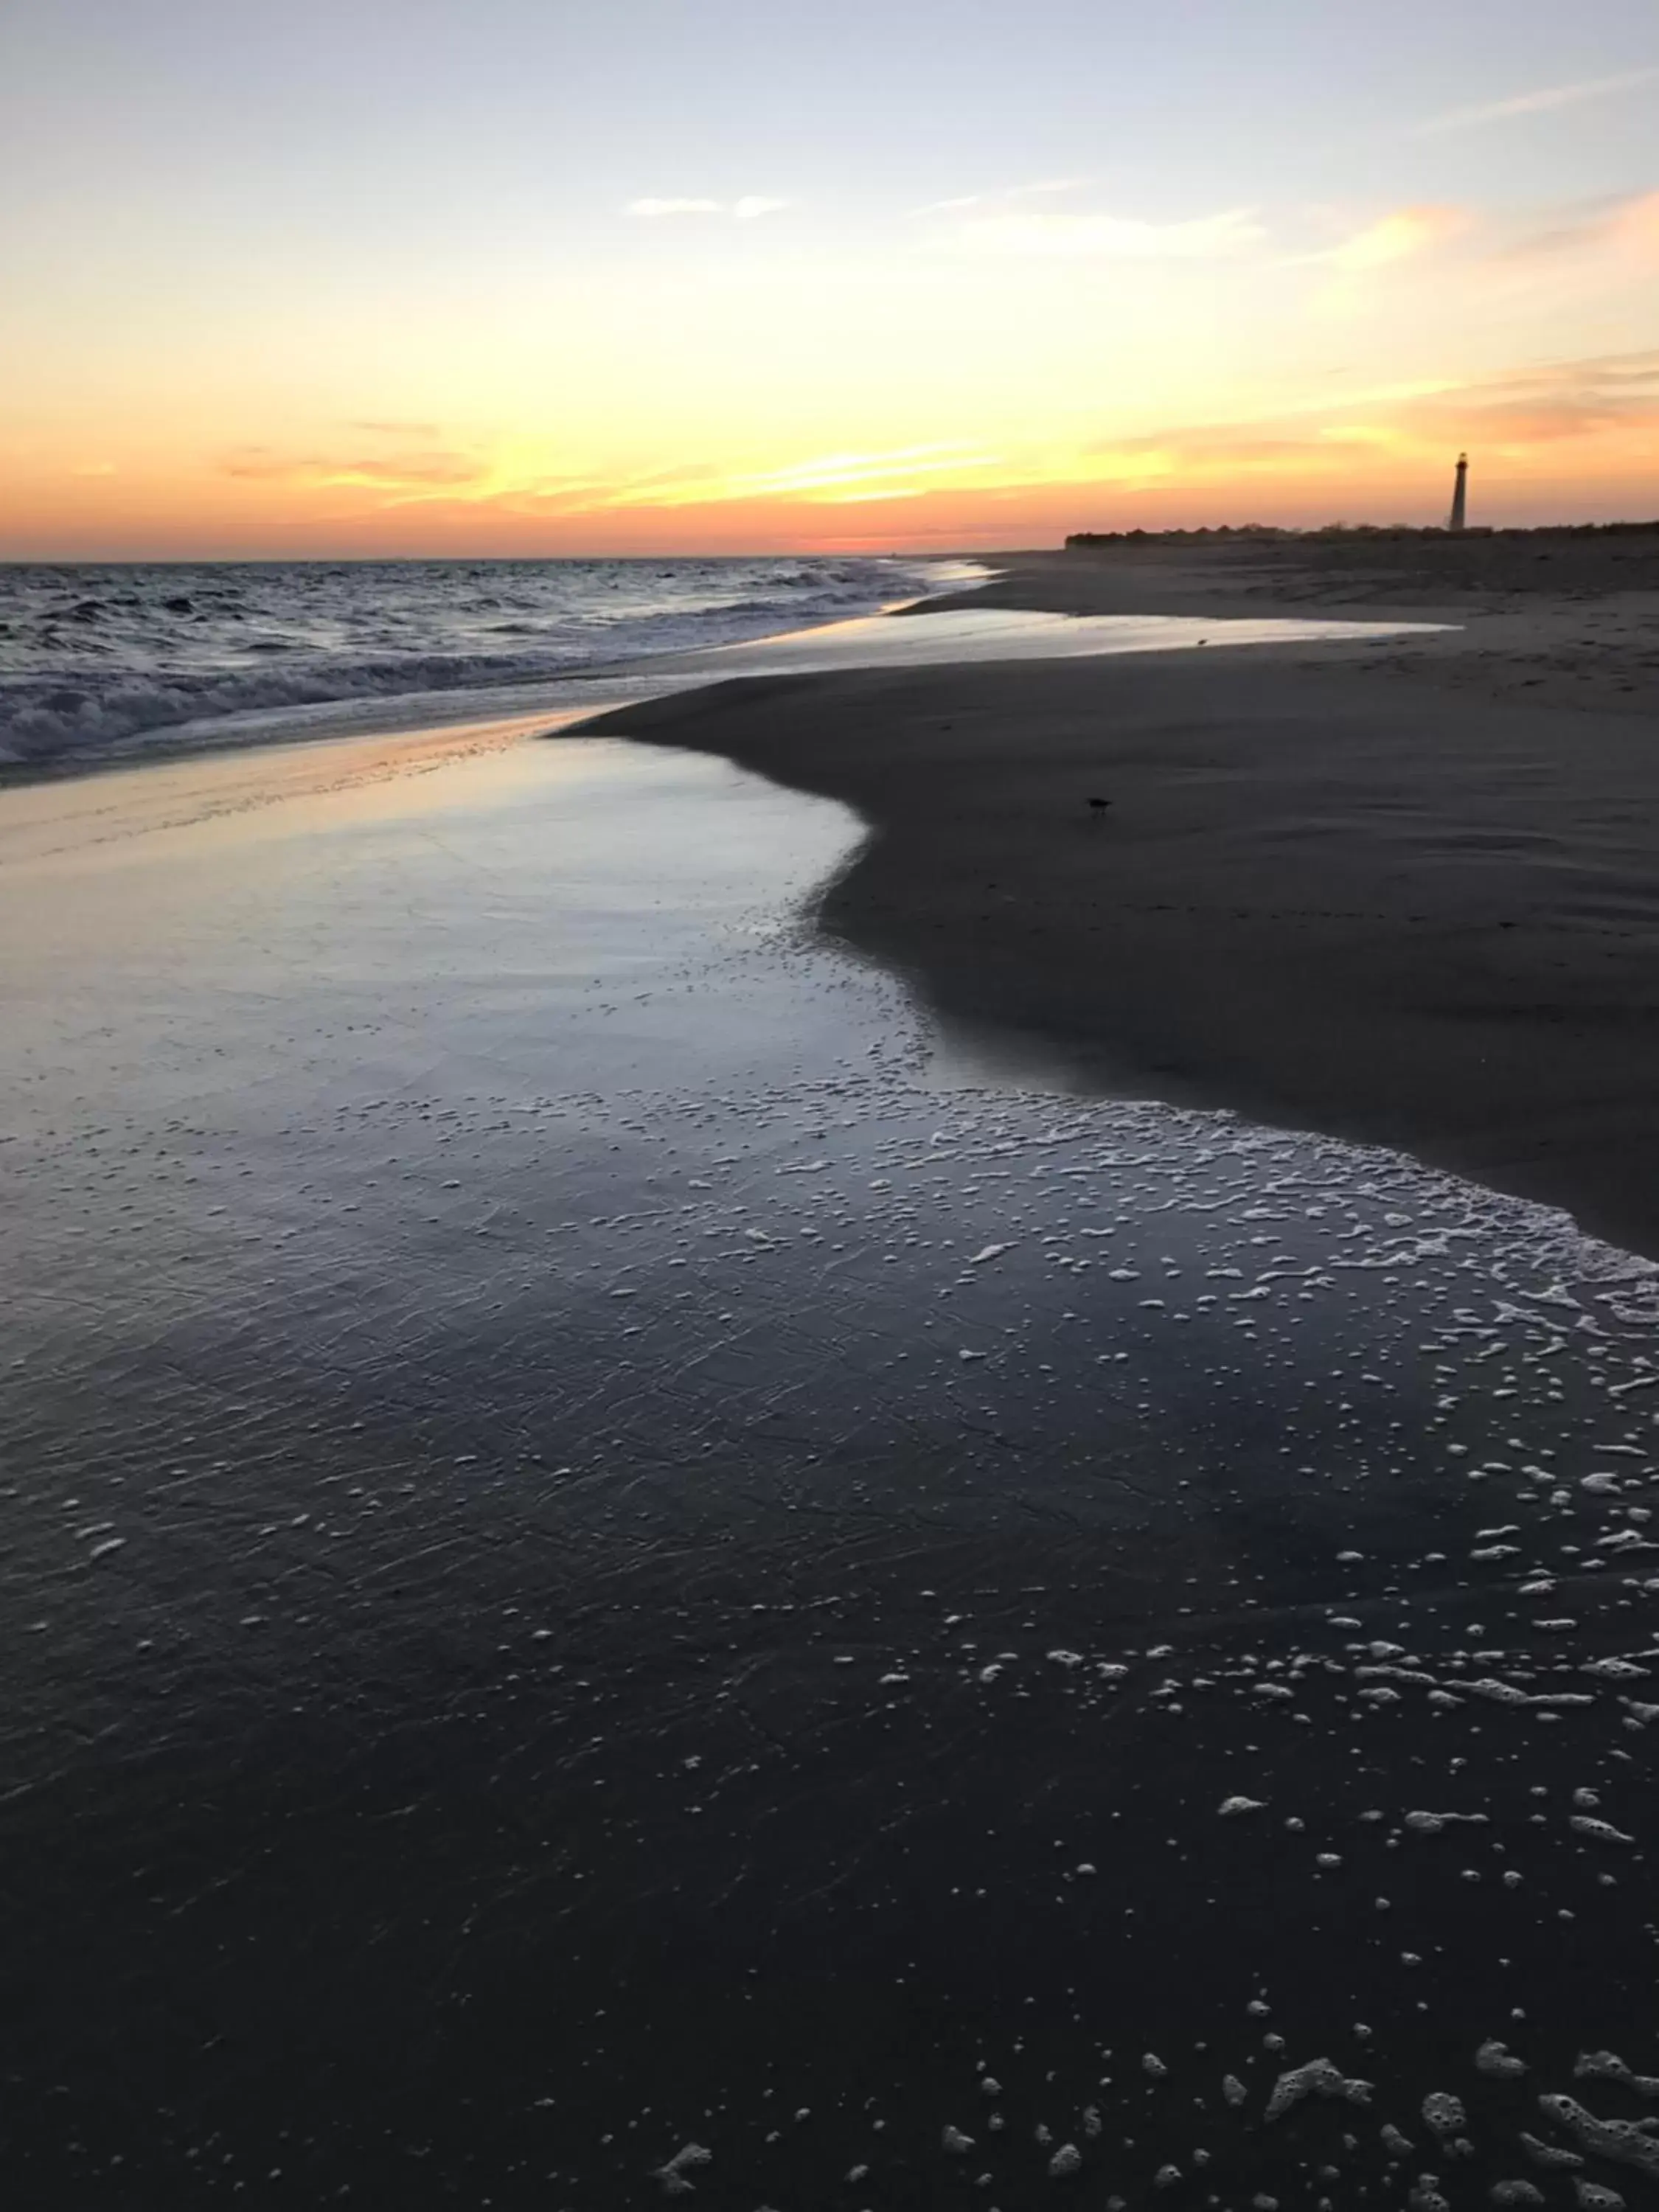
xmin=585 ymin=534 xmax=1659 ymax=1257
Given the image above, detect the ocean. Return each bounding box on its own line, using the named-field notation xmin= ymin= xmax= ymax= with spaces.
xmin=0 ymin=554 xmax=978 ymax=769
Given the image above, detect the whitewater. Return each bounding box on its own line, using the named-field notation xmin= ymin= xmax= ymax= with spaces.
xmin=0 ymin=554 xmax=978 ymax=770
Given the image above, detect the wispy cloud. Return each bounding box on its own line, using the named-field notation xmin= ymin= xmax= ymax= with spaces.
xmin=1074 ymin=349 xmax=1659 ymax=490
xmin=347 ymin=417 xmax=444 ymax=437
xmin=1391 ymin=348 xmax=1659 ymax=445
xmin=360 ymin=442 xmax=1010 ymax=521
xmin=206 ymin=349 xmax=1659 ymax=532
xmin=220 ymin=439 xmax=487 ymax=493
xmin=212 ymin=429 xmax=1006 ymax=519
xmin=626 ymin=195 xmax=790 ymax=220
xmin=593 ymin=442 xmax=1003 ymax=510
xmin=944 ymin=206 xmax=1265 ymax=260
xmin=1410 ymin=64 xmax=1659 ymax=137
xmin=1327 ymin=208 xmax=1469 ymax=272
xmin=1321 ymin=205 xmax=1468 ymax=271
xmin=911 ymin=177 xmax=1088 ymax=218
xmin=1496 ymin=187 xmax=1659 ymax=262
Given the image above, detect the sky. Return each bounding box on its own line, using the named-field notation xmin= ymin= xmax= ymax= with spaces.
xmin=2 ymin=0 xmax=1658 ymax=557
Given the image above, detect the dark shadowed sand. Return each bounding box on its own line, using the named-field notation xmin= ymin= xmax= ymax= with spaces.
xmin=586 ymin=536 xmax=1659 ymax=1258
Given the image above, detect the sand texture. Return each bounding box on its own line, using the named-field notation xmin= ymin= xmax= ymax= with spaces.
xmin=587 ymin=537 xmax=1659 ymax=1254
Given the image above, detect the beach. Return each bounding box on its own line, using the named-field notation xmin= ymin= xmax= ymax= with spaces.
xmin=13 ymin=0 xmax=1659 ymax=2194
xmin=591 ymin=532 xmax=1659 ymax=1257
xmin=5 ymin=554 xmax=1659 ymax=2203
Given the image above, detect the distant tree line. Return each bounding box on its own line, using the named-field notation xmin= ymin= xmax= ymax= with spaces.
xmin=1064 ymin=521 xmax=1659 ymax=547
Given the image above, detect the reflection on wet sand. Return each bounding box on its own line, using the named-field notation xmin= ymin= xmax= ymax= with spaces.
xmin=2 ymin=728 xmax=1657 ymax=2206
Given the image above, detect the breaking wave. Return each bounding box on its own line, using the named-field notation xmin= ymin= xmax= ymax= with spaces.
xmin=0 ymin=555 xmax=980 ymax=768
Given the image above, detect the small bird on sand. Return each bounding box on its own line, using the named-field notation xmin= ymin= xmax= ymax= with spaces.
xmin=1087 ymin=796 xmax=1112 ymax=818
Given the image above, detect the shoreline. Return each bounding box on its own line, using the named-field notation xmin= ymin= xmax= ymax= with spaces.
xmin=9 ymin=538 xmax=1659 ymax=1256
xmin=0 ymin=557 xmax=980 ymax=791
xmin=585 ymin=538 xmax=1659 ymax=1260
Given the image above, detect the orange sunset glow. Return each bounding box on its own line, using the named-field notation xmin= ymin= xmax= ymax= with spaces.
xmin=4 ymin=8 xmax=1658 ymax=555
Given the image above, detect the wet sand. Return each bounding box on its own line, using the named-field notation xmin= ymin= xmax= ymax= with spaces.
xmin=587 ymin=539 xmax=1659 ymax=1258
xmin=7 ymin=717 xmax=1659 ymax=2203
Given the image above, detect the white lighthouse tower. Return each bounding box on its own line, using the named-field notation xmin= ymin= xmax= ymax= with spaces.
xmin=1448 ymin=451 xmax=1469 ymax=533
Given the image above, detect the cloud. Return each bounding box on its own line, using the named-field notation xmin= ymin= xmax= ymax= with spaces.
xmin=347 ymin=417 xmax=443 ymax=437
xmin=945 ymin=206 xmax=1265 ymax=260
xmin=1392 ymin=349 xmax=1659 ymax=446
xmin=1321 ymin=205 xmax=1468 ymax=271
xmin=1497 ymin=187 xmax=1659 ymax=262
xmin=576 ymin=441 xmax=1004 ymax=512
xmin=208 ymin=348 xmax=1659 ymax=534
xmin=219 ymin=441 xmax=487 ymax=491
xmin=609 ymin=459 xmax=728 ymax=493
xmin=626 ymin=195 xmax=790 ymax=220
xmin=1076 ymin=349 xmax=1659 ymax=490
xmin=218 ymin=420 xmax=490 ymax=498
xmin=911 ymin=177 xmax=1088 ymax=218
xmin=1411 ymin=64 xmax=1659 ymax=136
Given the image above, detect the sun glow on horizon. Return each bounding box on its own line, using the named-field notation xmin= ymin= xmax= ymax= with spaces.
xmin=4 ymin=1 xmax=1658 ymax=557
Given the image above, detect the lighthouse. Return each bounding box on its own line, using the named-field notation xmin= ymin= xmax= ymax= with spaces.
xmin=1448 ymin=451 xmax=1469 ymax=533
